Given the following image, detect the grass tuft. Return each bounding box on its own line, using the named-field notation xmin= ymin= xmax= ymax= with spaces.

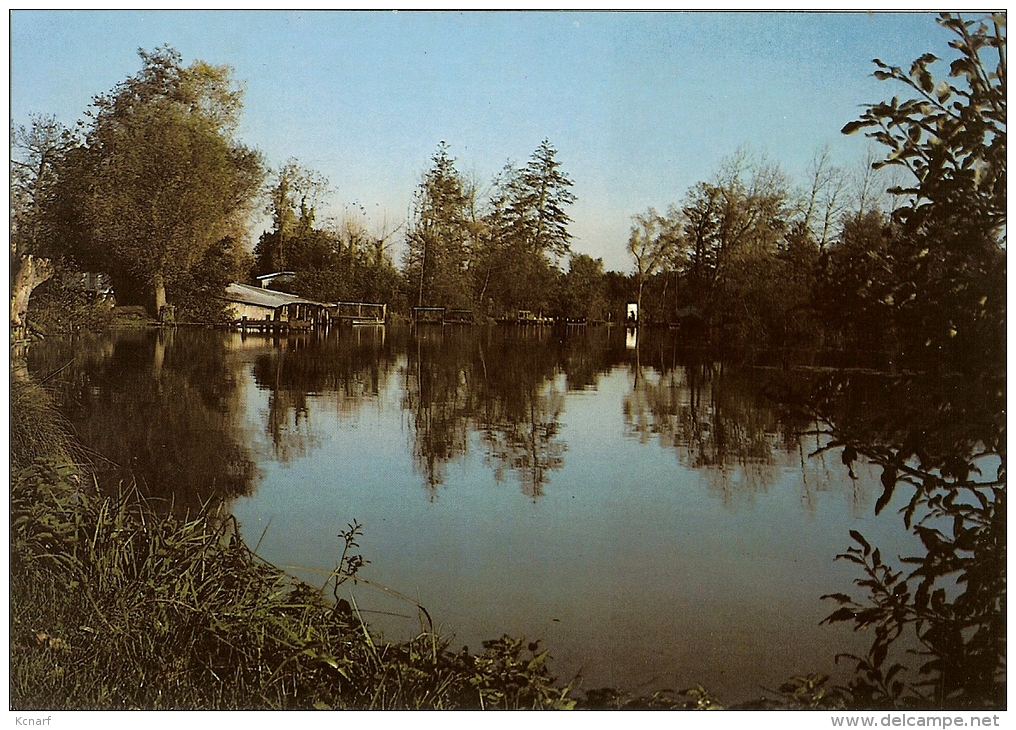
xmin=10 ymin=376 xmax=75 ymax=472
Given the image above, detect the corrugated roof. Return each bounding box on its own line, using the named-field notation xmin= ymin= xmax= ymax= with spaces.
xmin=224 ymin=283 xmax=329 ymax=309
xmin=255 ymin=271 xmax=296 ymax=282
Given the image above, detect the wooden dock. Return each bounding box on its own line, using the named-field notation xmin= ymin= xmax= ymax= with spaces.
xmin=411 ymin=306 xmax=474 ymax=325
xmin=331 ymin=302 xmax=387 ymax=325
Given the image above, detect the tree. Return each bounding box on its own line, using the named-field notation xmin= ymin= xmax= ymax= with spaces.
xmin=676 ymin=182 xmax=725 ymax=305
xmin=471 ymin=162 xmax=519 ymax=316
xmin=78 ymin=46 xmax=263 ymax=316
xmin=843 ymin=13 xmax=1005 ymax=236
xmin=818 ymin=210 xmax=898 ymax=350
xmin=850 ymin=143 xmax=904 ymax=218
xmin=842 ymin=12 xmax=1005 ymax=370
xmin=173 ymin=236 xmax=249 ymax=323
xmin=253 ymin=159 xmax=330 ymax=275
xmin=558 ymin=253 xmax=607 ymax=321
xmin=475 ymin=141 xmax=577 ymax=317
xmin=403 ymin=142 xmax=474 ymax=308
xmin=799 ymin=146 xmax=849 ymax=251
xmin=674 ymin=152 xmax=792 ymax=336
xmin=627 ymin=207 xmax=679 ymax=326
xmin=9 ymin=115 xmax=77 ymax=335
xmin=508 ymin=139 xmax=577 ymax=259
xmin=819 ymin=14 xmax=1006 ymax=708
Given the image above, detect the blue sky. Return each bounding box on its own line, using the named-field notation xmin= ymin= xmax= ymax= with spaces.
xmin=11 ymin=10 xmax=957 ymax=272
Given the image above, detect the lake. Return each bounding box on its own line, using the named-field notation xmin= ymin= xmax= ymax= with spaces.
xmin=27 ymin=324 xmax=920 ymax=703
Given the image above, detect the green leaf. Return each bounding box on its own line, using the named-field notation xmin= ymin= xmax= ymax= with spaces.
xmin=821 ymin=593 xmax=855 ymax=604
xmin=875 ymin=483 xmax=894 ymax=516
xmin=823 ymin=607 xmax=858 ymax=624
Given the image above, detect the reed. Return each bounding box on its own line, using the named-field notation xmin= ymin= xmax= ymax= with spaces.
xmin=10 ymin=376 xmax=74 ymax=472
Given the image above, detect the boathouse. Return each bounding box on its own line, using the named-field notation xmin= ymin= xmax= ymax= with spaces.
xmin=331 ymin=301 xmax=387 ymax=325
xmin=223 ymin=282 xmax=331 ymax=331
xmin=410 ymin=306 xmax=474 ymax=325
xmin=412 ymin=306 xmax=446 ymax=325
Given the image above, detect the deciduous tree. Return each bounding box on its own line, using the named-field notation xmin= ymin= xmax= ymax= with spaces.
xmin=674 ymin=152 xmax=792 ymax=336
xmin=627 ymin=207 xmax=680 ymax=326
xmin=79 ymin=46 xmax=263 ymax=316
xmin=842 ymin=12 xmax=1006 ymax=370
xmin=9 ymin=116 xmax=76 ymax=335
xmin=558 ymin=253 xmax=607 ymax=322
xmin=820 ymin=14 xmax=1006 ymax=708
xmin=254 ymin=159 xmax=330 ymax=275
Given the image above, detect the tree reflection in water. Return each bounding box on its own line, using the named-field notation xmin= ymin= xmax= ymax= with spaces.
xmin=622 ymin=330 xmax=1004 ymax=705
xmin=401 ymin=326 xmax=474 ymax=493
xmin=472 ymin=330 xmax=568 ymax=500
xmin=621 ymin=335 xmax=860 ymax=511
xmin=27 ymin=329 xmax=259 ymax=511
xmin=250 ymin=327 xmax=397 ymax=463
xmin=402 ymin=327 xmax=619 ymax=499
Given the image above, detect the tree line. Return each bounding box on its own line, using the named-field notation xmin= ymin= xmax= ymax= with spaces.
xmin=12 ymin=14 xmax=1005 ymax=378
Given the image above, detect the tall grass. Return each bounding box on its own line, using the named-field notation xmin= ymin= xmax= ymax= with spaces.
xmin=10 ymin=376 xmax=74 ymax=472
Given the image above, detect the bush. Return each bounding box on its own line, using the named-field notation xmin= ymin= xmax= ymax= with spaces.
xmin=28 ymin=279 xmax=115 ymax=335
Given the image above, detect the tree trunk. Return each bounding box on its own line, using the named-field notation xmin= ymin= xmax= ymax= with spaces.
xmin=636 ymin=278 xmax=645 ymax=328
xmin=153 ymin=272 xmax=167 ymax=318
xmin=10 ymin=254 xmax=54 ymax=339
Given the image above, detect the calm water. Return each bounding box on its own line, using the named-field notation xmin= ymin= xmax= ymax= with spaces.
xmin=27 ymin=325 xmax=919 ymax=702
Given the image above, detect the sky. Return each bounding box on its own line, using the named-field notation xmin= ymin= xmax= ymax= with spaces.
xmin=10 ymin=10 xmax=960 ymax=272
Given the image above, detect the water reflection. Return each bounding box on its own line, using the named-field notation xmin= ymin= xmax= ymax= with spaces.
xmin=28 ymin=329 xmax=258 ymax=510
xmin=27 ymin=326 xmax=892 ymax=514
xmin=401 ymin=327 xmax=474 ymax=493
xmin=619 ymin=336 xmax=879 ymax=513
xmin=401 ymin=327 xmax=621 ymax=498
xmin=790 ymin=367 xmax=1006 ymax=707
xmin=248 ymin=328 xmax=396 ymax=462
xmin=625 ymin=360 xmax=782 ymax=503
xmin=470 ymin=330 xmax=569 ymax=500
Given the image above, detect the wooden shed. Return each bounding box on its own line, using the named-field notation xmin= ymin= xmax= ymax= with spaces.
xmin=223 ymin=283 xmax=331 ymax=331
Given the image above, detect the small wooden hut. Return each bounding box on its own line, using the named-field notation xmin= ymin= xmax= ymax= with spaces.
xmin=223 ymin=283 xmax=331 ymax=332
